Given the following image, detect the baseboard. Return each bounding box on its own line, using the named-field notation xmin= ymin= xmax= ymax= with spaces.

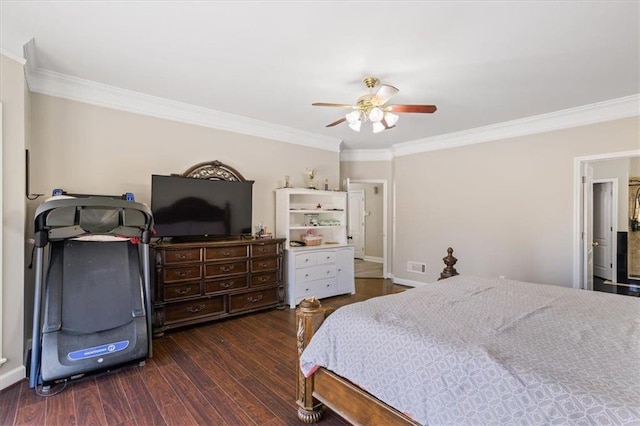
xmin=389 ymin=276 xmax=429 ymax=287
xmin=0 ymin=365 xmax=26 ymax=391
xmin=362 ymin=256 xmax=383 ymax=264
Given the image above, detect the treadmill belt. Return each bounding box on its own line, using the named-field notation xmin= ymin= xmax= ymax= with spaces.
xmin=61 ymin=240 xmax=139 ymax=334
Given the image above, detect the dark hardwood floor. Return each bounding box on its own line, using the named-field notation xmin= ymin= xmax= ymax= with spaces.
xmin=0 ymin=278 xmax=407 ymax=426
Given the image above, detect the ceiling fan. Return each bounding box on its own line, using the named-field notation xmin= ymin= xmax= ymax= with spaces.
xmin=312 ymin=77 xmax=437 ymax=133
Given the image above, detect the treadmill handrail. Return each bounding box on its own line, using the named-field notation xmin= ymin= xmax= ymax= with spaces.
xmin=34 ymin=196 xmax=154 ymax=244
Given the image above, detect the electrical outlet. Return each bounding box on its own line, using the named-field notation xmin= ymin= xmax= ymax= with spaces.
xmin=407 ymin=261 xmax=427 ymax=274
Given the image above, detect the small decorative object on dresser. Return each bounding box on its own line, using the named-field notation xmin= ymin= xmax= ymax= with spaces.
xmin=275 ymin=188 xmax=355 ymax=308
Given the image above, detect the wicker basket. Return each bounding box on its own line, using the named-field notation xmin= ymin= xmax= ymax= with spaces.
xmin=301 ymin=235 xmax=323 ymax=246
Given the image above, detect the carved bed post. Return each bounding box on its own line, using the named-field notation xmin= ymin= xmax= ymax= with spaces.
xmin=296 ymin=298 xmax=326 ymax=423
xmin=438 ymin=247 xmax=459 ymax=280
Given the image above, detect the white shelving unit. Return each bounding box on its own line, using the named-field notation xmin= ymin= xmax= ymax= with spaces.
xmin=275 ymin=188 xmax=355 ymax=308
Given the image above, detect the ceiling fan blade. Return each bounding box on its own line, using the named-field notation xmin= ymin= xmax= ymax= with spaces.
xmin=372 ymin=84 xmax=399 ymax=105
xmin=312 ymin=102 xmax=354 ymax=108
xmin=326 ymin=117 xmax=347 ymax=127
xmin=388 ymin=104 xmax=437 ymax=113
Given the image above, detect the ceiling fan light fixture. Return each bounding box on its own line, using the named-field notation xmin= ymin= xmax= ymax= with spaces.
xmin=368 ymin=107 xmax=384 ymax=123
xmin=372 ymin=121 xmax=386 ymax=134
xmin=384 ymin=111 xmax=399 ymax=127
xmin=349 ymin=120 xmax=362 ymax=132
xmin=346 ymin=110 xmax=362 ymax=124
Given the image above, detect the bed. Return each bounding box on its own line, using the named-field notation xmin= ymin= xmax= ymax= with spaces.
xmin=295 ymin=248 xmax=640 ymax=425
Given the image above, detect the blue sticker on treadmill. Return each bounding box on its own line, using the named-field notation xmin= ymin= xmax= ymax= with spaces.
xmin=67 ymin=340 xmax=129 ymax=360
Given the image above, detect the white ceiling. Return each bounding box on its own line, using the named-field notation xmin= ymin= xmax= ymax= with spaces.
xmin=2 ymin=1 xmax=639 ymax=152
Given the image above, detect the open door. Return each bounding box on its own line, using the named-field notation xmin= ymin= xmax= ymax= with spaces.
xmin=347 ymin=190 xmax=365 ymax=259
xmin=593 ymin=181 xmax=614 ymax=281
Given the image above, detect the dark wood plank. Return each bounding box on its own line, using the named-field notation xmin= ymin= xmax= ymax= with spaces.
xmin=13 ymin=401 xmax=46 ymax=426
xmin=44 ymin=385 xmax=76 ymax=426
xmin=0 ymin=380 xmax=21 ymax=425
xmin=73 ymin=385 xmax=107 ymax=426
xmin=95 ymin=373 xmax=133 ymax=426
xmin=119 ymin=370 xmax=167 ymax=426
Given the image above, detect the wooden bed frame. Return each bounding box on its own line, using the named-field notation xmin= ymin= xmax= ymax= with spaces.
xmin=295 ymin=248 xmax=459 ymax=424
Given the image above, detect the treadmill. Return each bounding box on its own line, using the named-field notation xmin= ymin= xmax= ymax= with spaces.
xmin=29 ymin=194 xmax=153 ymax=391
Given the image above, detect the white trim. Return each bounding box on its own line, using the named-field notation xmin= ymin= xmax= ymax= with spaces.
xmin=0 ymin=103 xmax=4 ymax=368
xmin=393 ymin=95 xmax=640 ymax=157
xmin=363 ymin=256 xmax=383 ymax=263
xmin=0 ymin=366 xmax=26 ymax=391
xmin=573 ymin=150 xmax=640 ymax=289
xmin=18 ymin=42 xmax=638 ymax=157
xmin=22 ymin=47 xmax=342 ymax=153
xmin=390 ymin=276 xmax=429 ymax=287
xmin=0 ymin=48 xmax=26 ymax=65
xmin=340 ymin=149 xmax=393 ymax=162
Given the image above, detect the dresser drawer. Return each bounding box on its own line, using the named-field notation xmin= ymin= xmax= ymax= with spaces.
xmin=164 ymin=297 xmax=225 ymax=323
xmin=163 ymin=266 xmax=202 ymax=283
xmin=205 ymin=261 xmax=248 ymax=278
xmin=251 ymin=243 xmax=278 ymax=257
xmin=164 ymin=282 xmax=201 ymax=301
xmin=204 ymin=276 xmax=248 ymax=294
xmin=205 ymin=245 xmax=248 ymax=261
xmin=295 ymin=252 xmax=317 ymax=268
xmin=316 ymin=251 xmax=336 ymax=265
xmin=296 ymin=264 xmax=337 ymax=283
xmin=229 ymin=288 xmax=278 ymax=313
xmin=163 ymin=249 xmax=201 ymax=264
xmin=251 ymin=257 xmax=278 ymax=272
xmin=296 ymin=278 xmax=336 ymax=300
xmin=251 ymin=271 xmax=278 ymax=287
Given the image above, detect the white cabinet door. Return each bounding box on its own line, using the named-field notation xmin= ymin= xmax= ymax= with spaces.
xmin=347 ymin=190 xmax=365 ymax=259
xmin=336 ymin=247 xmax=355 ymax=294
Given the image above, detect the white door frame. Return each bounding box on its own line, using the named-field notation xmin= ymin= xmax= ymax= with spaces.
xmin=573 ymin=150 xmax=639 ymax=289
xmin=592 ymin=179 xmax=617 ymax=282
xmin=345 ymin=178 xmax=389 ymax=278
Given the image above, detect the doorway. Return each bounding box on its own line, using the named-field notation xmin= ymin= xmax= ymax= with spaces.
xmin=574 ymin=150 xmax=639 ymax=290
xmin=345 ymin=178 xmax=388 ymax=278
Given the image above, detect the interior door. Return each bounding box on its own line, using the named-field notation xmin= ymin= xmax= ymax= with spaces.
xmin=593 ymin=182 xmax=613 ymax=280
xmin=582 ymin=163 xmax=594 ymax=290
xmin=347 ymin=190 xmax=365 ymax=259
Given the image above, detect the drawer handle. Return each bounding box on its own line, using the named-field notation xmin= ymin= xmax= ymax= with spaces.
xmin=222 ymin=251 xmax=232 ymax=256
xmin=305 ymin=274 xmax=309 ymax=278
xmin=259 ymin=262 xmax=268 ymax=268
xmin=175 ymin=287 xmax=191 ymax=295
xmin=305 ymin=259 xmax=309 ymax=262
xmin=247 ymin=294 xmax=263 ymax=303
xmin=326 ymin=256 xmax=331 ymax=260
xmin=220 ymin=265 xmax=235 ymax=272
xmin=219 ymin=282 xmax=233 ymax=288
xmin=176 ymin=270 xmax=193 ymax=278
xmin=326 ymin=270 xmax=331 ymax=274
xmin=186 ymin=304 xmax=205 ymax=313
xmin=258 ymin=276 xmax=269 ymax=282
xmin=176 ymin=253 xmax=191 ymax=260
xmin=259 ymin=248 xmax=267 ymax=253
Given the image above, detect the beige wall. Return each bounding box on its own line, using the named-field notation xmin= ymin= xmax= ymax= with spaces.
xmin=29 ymin=94 xmax=340 ymax=235
xmin=0 ymin=54 xmax=27 ymax=389
xmin=392 ymin=117 xmax=639 ymax=287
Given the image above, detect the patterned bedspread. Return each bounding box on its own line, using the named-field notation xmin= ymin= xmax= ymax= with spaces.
xmin=300 ymin=275 xmax=640 ymax=425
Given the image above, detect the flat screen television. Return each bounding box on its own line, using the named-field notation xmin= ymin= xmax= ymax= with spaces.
xmin=151 ymin=174 xmax=253 ymax=239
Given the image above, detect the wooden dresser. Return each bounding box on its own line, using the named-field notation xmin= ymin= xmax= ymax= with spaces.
xmin=151 ymin=238 xmax=286 ymax=336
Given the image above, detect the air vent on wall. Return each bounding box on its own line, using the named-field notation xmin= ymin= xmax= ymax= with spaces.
xmin=407 ymin=261 xmax=426 ymax=274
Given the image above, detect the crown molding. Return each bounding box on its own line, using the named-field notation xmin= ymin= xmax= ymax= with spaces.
xmin=0 ymin=48 xmax=26 ymax=65
xmin=22 ymin=46 xmax=342 ymax=153
xmin=392 ymin=95 xmax=640 ymax=157
xmin=340 ymin=149 xmax=393 ymax=162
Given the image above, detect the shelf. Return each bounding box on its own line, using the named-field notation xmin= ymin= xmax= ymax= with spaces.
xmin=289 ymin=209 xmax=344 ymax=213
xmin=290 ymin=225 xmax=345 ymax=230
